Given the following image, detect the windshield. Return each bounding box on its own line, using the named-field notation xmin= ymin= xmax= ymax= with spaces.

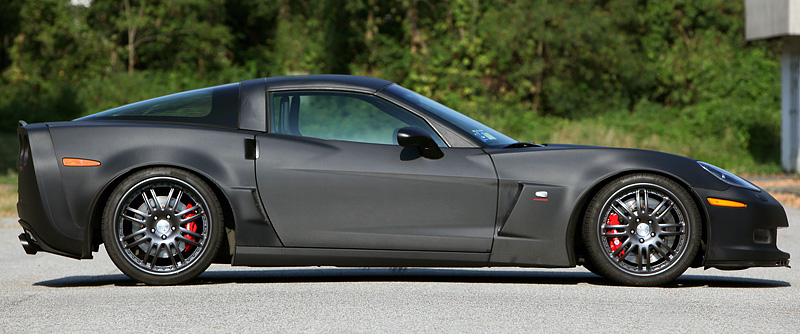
xmin=383 ymin=84 xmax=517 ymax=147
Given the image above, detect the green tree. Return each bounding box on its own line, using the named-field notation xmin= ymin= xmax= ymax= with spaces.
xmin=5 ymin=0 xmax=111 ymax=82
xmin=88 ymin=0 xmax=234 ymax=76
xmin=0 ymin=0 xmax=23 ymax=75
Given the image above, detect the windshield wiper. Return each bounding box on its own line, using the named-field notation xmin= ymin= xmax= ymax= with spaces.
xmin=503 ymin=142 xmax=541 ymax=149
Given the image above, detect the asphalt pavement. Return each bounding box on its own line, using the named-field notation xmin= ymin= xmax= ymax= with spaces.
xmin=1 ymin=210 xmax=798 ymax=333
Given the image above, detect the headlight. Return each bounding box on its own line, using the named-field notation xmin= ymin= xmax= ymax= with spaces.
xmin=697 ymin=161 xmax=760 ymax=192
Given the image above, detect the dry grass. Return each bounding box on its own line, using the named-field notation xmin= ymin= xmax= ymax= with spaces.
xmin=770 ymin=193 xmax=800 ymax=208
xmin=548 ymin=123 xmax=637 ymax=149
xmin=751 ymin=178 xmax=800 ymax=188
xmin=749 ymin=176 xmax=800 ymax=208
xmin=0 ymin=184 xmax=16 ymax=217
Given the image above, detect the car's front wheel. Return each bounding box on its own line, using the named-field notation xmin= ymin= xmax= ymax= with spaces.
xmin=102 ymin=167 xmax=223 ymax=285
xmin=582 ymin=174 xmax=701 ymax=286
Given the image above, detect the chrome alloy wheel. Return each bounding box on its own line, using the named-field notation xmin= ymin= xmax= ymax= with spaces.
xmin=596 ymin=183 xmax=691 ymax=276
xmin=112 ymin=176 xmax=211 ymax=275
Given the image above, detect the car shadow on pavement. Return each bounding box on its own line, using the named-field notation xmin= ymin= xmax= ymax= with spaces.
xmin=33 ymin=268 xmax=790 ymax=288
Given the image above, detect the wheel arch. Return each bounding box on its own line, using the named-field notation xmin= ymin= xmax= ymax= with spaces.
xmin=567 ymin=169 xmax=710 ymax=268
xmin=88 ymin=163 xmax=237 ymax=260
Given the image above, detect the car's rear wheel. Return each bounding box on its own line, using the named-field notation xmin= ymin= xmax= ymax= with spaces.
xmin=582 ymin=174 xmax=701 ymax=286
xmin=102 ymin=167 xmax=223 ymax=285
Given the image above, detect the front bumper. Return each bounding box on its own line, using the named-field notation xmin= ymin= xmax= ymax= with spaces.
xmin=696 ymin=186 xmax=790 ymax=270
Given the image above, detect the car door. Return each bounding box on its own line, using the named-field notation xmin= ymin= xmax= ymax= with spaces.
xmin=254 ymin=90 xmax=497 ymax=252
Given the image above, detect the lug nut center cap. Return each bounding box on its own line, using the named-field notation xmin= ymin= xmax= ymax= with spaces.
xmin=156 ymin=220 xmax=171 ymax=235
xmin=636 ymin=223 xmax=651 ymax=238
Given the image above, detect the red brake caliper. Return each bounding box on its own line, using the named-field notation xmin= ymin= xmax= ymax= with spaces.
xmin=183 ymin=203 xmax=198 ymax=252
xmin=607 ymin=213 xmax=625 ymax=257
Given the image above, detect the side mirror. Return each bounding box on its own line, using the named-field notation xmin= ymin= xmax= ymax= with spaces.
xmin=396 ymin=127 xmax=444 ymax=159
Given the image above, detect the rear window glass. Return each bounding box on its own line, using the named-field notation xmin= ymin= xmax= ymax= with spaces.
xmin=78 ymin=83 xmax=239 ymax=128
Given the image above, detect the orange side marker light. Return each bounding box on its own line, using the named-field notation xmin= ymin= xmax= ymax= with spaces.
xmin=62 ymin=158 xmax=101 ymax=167
xmin=707 ymin=197 xmax=746 ymax=208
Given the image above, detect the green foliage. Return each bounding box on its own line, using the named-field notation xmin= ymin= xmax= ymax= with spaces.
xmin=0 ymin=79 xmax=85 ymax=132
xmin=0 ymin=0 xmax=785 ymax=173
xmin=5 ymin=0 xmax=111 ymax=82
xmin=84 ymin=0 xmax=234 ymax=75
xmin=0 ymin=134 xmax=19 ymax=178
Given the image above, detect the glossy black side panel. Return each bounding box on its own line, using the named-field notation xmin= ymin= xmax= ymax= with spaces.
xmin=17 ymin=124 xmax=85 ymax=257
xmin=43 ymin=121 xmax=281 ymax=253
xmin=486 ymin=145 xmax=729 ymax=267
xmin=255 ymin=134 xmax=498 ymax=252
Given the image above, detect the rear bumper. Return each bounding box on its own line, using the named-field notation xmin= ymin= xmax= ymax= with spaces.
xmin=18 ymin=219 xmax=86 ymax=259
xmin=696 ymin=186 xmax=790 ymax=270
xmin=17 ymin=124 xmax=88 ymax=259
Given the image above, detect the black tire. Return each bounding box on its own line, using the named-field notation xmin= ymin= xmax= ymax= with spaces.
xmin=582 ymin=173 xmax=701 ymax=286
xmin=581 ymin=260 xmax=603 ymax=277
xmin=102 ymin=167 xmax=223 ymax=285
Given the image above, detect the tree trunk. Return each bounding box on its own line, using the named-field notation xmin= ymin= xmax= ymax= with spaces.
xmin=124 ymin=0 xmax=143 ymax=74
xmin=406 ymin=0 xmax=427 ymax=56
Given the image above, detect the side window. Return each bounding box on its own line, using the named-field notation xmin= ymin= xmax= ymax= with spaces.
xmin=270 ymin=91 xmax=445 ymax=146
xmin=79 ymin=83 xmax=240 ymax=128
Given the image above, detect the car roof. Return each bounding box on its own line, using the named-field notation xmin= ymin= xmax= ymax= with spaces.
xmin=264 ymin=74 xmax=393 ymax=93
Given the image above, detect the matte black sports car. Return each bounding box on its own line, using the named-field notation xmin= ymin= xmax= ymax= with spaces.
xmin=16 ymin=75 xmax=789 ymax=286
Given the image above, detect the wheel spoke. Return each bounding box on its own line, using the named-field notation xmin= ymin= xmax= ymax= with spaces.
xmin=176 ymin=235 xmax=201 ymax=247
xmin=642 ymin=189 xmax=649 ymax=215
xmin=655 ymin=239 xmax=674 ymax=256
xmin=653 ymin=240 xmax=671 ymax=258
xmin=181 ymin=214 xmax=203 ymax=225
xmin=167 ymin=243 xmax=178 ymax=268
xmin=612 ymin=239 xmax=631 ymax=257
xmin=181 ymin=228 xmax=202 ymax=239
xmin=151 ymin=243 xmax=164 ymax=268
xmin=141 ymin=242 xmax=155 ymax=267
xmin=173 ymin=190 xmax=184 ymax=210
xmin=602 ymin=231 xmax=627 ymax=237
xmin=150 ymin=189 xmax=161 ymax=211
xmin=121 ymin=213 xmax=146 ymax=224
xmin=603 ymin=220 xmax=628 ymax=229
xmin=610 ymin=205 xmax=629 ymax=223
xmin=177 ymin=204 xmax=202 ymax=218
xmin=635 ymin=245 xmax=643 ymax=271
xmin=121 ymin=228 xmax=146 ymax=241
xmin=614 ymin=199 xmax=634 ymax=217
xmin=635 ymin=189 xmax=643 ymax=215
xmin=643 ymin=246 xmax=652 ymax=272
xmin=125 ymin=207 xmax=149 ymax=219
xmin=660 ymin=231 xmax=684 ymax=237
xmin=141 ymin=191 xmax=155 ymax=214
xmin=175 ymin=243 xmax=186 ymax=262
xmin=164 ymin=187 xmax=175 ymax=211
xmin=652 ymin=198 xmax=669 ymax=217
xmin=655 ymin=202 xmax=674 ymax=220
xmin=124 ymin=236 xmax=151 ymax=249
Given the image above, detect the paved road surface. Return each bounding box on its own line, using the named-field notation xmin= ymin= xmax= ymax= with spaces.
xmin=1 ymin=210 xmax=798 ymax=333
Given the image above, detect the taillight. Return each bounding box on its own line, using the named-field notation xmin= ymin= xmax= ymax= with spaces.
xmin=17 ymin=134 xmax=29 ymax=171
